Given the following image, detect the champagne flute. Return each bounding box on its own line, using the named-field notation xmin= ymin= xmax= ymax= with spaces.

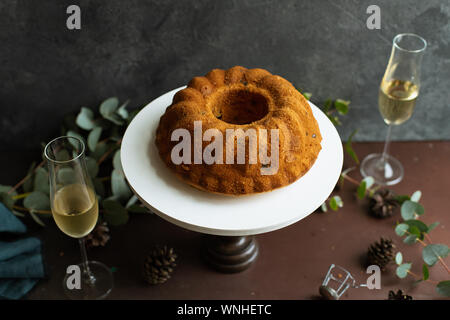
xmin=44 ymin=136 xmax=113 ymax=299
xmin=360 ymin=33 xmax=427 ymax=185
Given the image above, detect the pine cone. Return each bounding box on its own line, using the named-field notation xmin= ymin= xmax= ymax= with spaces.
xmin=388 ymin=289 xmax=413 ymax=300
xmin=367 ymin=237 xmax=395 ymax=271
xmin=369 ymin=189 xmax=399 ymax=218
xmin=86 ymin=222 xmax=110 ymax=248
xmin=143 ymin=245 xmax=177 ymax=285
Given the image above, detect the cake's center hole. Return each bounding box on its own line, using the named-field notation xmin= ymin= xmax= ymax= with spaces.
xmin=211 ymin=90 xmax=269 ymax=125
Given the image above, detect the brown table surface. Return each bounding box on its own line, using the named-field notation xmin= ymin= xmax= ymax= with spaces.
xmin=1 ymin=141 xmax=449 ymax=300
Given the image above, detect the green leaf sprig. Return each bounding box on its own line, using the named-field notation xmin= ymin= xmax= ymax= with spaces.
xmin=0 ymin=97 xmax=150 ymax=228
xmin=323 ymin=98 xmax=350 ymax=126
xmin=296 ymin=88 xmax=350 ymax=126
xmin=394 ymin=191 xmax=450 ymax=297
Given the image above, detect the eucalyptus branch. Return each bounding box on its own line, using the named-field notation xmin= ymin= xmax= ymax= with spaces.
xmin=13 ymin=205 xmax=52 ymax=215
xmin=8 ymin=160 xmax=45 ymax=195
xmin=98 ymin=138 xmax=122 ymax=165
xmin=402 ymin=223 xmax=450 ymax=275
xmin=340 ymin=171 xmax=377 ymax=197
xmin=394 ymin=195 xmax=450 ymax=296
xmin=406 ymin=270 xmax=439 ymax=284
xmin=12 ymin=192 xmax=32 ymax=200
xmin=423 ymin=234 xmax=450 ymax=274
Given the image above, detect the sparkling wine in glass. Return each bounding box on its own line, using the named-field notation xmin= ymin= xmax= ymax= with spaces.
xmin=44 ymin=136 xmax=113 ymax=299
xmin=360 ymin=33 xmax=426 ymax=185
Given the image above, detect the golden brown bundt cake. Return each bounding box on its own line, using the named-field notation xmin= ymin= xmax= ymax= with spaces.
xmin=155 ymin=66 xmax=322 ymax=195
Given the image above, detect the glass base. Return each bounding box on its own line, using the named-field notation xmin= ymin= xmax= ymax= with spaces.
xmin=63 ymin=261 xmax=113 ymax=300
xmin=360 ymin=153 xmax=404 ymax=186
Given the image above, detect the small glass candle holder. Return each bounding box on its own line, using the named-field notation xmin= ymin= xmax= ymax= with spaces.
xmin=319 ymin=264 xmax=365 ymax=300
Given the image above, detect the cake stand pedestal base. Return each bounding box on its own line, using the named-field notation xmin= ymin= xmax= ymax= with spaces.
xmin=203 ymin=235 xmax=259 ymax=273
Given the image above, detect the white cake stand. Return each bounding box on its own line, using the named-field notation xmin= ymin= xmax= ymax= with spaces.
xmin=121 ymin=87 xmax=343 ymax=272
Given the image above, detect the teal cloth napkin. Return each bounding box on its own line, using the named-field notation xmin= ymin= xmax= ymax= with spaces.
xmin=0 ymin=203 xmax=45 ymax=299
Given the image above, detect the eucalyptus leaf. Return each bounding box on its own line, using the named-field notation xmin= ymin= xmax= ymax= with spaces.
xmin=99 ymin=97 xmax=119 ymax=117
xmin=401 ymin=200 xmax=424 ymax=220
xmin=422 ymin=244 xmax=449 ymax=266
xmin=87 ymin=126 xmax=102 ymax=152
xmin=410 ymin=190 xmax=422 ymax=203
xmin=55 ymin=149 xmax=71 ymax=162
xmin=125 ymin=195 xmax=138 ymax=208
xmin=396 ymin=263 xmax=411 ymax=279
xmin=404 ymin=220 xmax=428 ymax=234
xmin=345 ymin=130 xmax=359 ymax=164
xmin=23 ymin=191 xmax=50 ymax=211
xmin=57 ymin=167 xmax=76 ymax=185
xmin=102 ymin=199 xmax=129 ymax=226
xmin=85 ymin=157 xmax=99 ymax=178
xmin=93 ymin=178 xmax=106 ymax=198
xmin=0 ymin=185 xmax=16 ymax=196
xmin=33 ymin=167 xmax=49 ymax=195
xmin=104 ymin=113 xmax=124 ymax=125
xmin=23 ymin=162 xmax=36 ymax=193
xmin=395 ymin=195 xmax=410 ymax=204
xmin=403 ymin=234 xmax=417 ymax=245
xmin=332 ymin=196 xmax=343 ymax=208
xmin=76 ymin=107 xmax=96 ymax=130
xmin=0 ymin=191 xmax=15 ymax=210
xmin=422 ymin=264 xmax=429 ymax=280
xmin=362 ymin=176 xmax=374 ymax=189
xmin=29 ymin=210 xmax=46 ymax=227
xmin=333 ymin=116 xmax=341 ymax=126
xmin=117 ymin=100 xmax=130 ymax=119
xmin=113 ymin=150 xmax=123 ymax=172
xmin=357 ymin=181 xmax=366 ymax=199
xmin=321 ymin=202 xmax=328 ymax=212
xmin=395 ymin=252 xmax=403 ymax=265
xmin=100 ymin=97 xmax=124 ymax=125
xmin=12 ymin=210 xmax=25 ymax=217
xmin=90 ymin=142 xmax=109 ymax=160
xmin=111 ymin=169 xmax=132 ymax=201
xmin=395 ymin=223 xmax=409 ymax=236
xmin=408 ymin=225 xmax=421 ymax=238
xmin=428 ymin=222 xmax=440 ymax=232
xmin=302 ymin=92 xmax=312 ymax=100
xmin=67 ymin=130 xmax=85 ymax=148
xmin=329 ymin=197 xmax=338 ymax=211
xmin=436 ymin=281 xmax=450 ymax=297
xmin=334 ymin=99 xmax=350 ymax=115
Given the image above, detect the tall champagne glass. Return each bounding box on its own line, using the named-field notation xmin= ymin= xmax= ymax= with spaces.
xmin=44 ymin=136 xmax=113 ymax=299
xmin=360 ymin=33 xmax=427 ymax=185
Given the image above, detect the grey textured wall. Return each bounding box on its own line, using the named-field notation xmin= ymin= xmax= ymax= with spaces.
xmin=1 ymin=0 xmax=449 ymax=152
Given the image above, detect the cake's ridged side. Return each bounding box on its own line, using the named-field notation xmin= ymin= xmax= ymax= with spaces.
xmin=155 ymin=66 xmax=323 ymax=195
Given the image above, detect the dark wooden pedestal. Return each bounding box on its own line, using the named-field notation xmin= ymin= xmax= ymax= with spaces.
xmin=203 ymin=235 xmax=259 ymax=273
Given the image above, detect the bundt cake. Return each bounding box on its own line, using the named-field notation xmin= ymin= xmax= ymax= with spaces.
xmin=155 ymin=66 xmax=322 ymax=195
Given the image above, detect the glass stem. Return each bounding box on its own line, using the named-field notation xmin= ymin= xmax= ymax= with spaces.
xmin=380 ymin=124 xmax=392 ymax=166
xmin=79 ymin=237 xmax=96 ymax=285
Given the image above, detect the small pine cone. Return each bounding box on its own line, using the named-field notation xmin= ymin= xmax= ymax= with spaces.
xmin=369 ymin=189 xmax=399 ymax=218
xmin=367 ymin=237 xmax=396 ymax=271
xmin=86 ymin=222 xmax=110 ymax=248
xmin=143 ymin=246 xmax=177 ymax=285
xmin=388 ymin=289 xmax=413 ymax=300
